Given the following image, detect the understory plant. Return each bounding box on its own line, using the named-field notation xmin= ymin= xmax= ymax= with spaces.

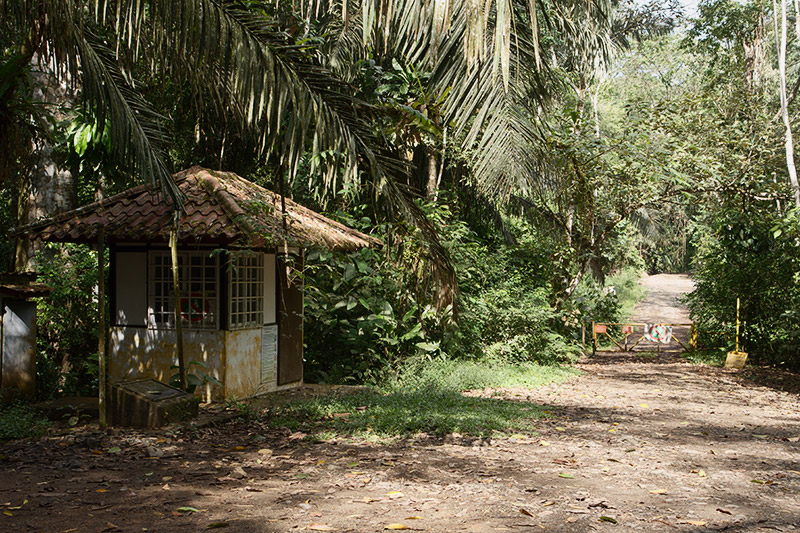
xmin=34 ymin=244 xmax=103 ymax=399
xmin=688 ymin=207 xmax=800 ymax=369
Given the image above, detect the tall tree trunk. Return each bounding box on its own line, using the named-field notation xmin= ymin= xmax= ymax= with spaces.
xmin=425 ymin=147 xmax=438 ymax=200
xmin=776 ymin=0 xmax=800 ymax=207
xmin=14 ymin=59 xmax=77 ymax=270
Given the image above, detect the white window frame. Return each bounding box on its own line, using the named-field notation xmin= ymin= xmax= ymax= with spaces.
xmin=229 ymin=252 xmax=265 ymax=329
xmin=148 ymin=250 xmax=219 ymax=330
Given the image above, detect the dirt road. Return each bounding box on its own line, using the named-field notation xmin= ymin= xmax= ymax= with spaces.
xmin=1 ymin=274 xmax=799 ymax=532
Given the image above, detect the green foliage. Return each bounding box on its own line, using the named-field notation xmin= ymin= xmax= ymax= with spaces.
xmin=304 ymin=202 xmax=587 ymax=386
xmin=267 ymin=360 xmax=576 ymax=439
xmin=168 ymin=361 xmax=223 ymax=394
xmin=34 ymin=244 xmax=103 ymax=399
xmin=0 ymin=403 xmax=50 ymax=441
xmin=688 ymin=207 xmax=800 ymax=369
xmin=682 ymin=348 xmax=728 ymax=366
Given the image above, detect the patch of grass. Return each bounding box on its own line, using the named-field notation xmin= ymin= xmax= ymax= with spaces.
xmin=682 ymin=349 xmax=727 ymax=366
xmin=269 ymin=359 xmax=578 ymax=440
xmin=0 ymin=404 xmax=50 ymax=441
xmin=607 ymin=268 xmax=647 ymax=321
xmin=394 ymin=358 xmax=579 ymax=392
xmin=269 ymin=388 xmax=549 ymax=439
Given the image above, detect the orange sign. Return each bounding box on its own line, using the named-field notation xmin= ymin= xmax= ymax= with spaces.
xmin=594 ymin=324 xmax=607 ymax=334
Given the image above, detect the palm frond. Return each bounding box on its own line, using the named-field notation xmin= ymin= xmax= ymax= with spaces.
xmin=4 ymin=0 xmax=180 ymax=206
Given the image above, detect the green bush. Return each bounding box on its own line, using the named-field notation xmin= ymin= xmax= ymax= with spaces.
xmin=35 ymin=244 xmax=103 ymax=399
xmin=0 ymin=404 xmax=50 ymax=441
xmin=688 ymin=207 xmax=800 ymax=369
xmin=303 ymin=203 xmax=586 ymax=385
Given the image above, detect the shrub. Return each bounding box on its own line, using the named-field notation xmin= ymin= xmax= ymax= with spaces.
xmin=688 ymin=207 xmax=800 ymax=369
xmin=35 ymin=244 xmax=103 ymax=399
xmin=0 ymin=404 xmax=50 ymax=441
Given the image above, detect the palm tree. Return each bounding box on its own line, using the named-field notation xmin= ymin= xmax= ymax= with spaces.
xmin=2 ymin=0 xmax=636 ymax=306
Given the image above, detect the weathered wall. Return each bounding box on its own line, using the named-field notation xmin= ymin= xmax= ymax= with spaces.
xmin=224 ymin=328 xmax=262 ymax=399
xmin=1 ymin=299 xmax=37 ymax=401
xmin=225 ymin=325 xmax=300 ymax=398
xmin=109 ymin=327 xmax=225 ymax=402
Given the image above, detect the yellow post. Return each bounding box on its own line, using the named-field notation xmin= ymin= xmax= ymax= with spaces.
xmin=735 ymin=297 xmax=740 ymax=353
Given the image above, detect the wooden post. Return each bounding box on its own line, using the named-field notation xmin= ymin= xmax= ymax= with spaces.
xmin=581 ymin=322 xmax=586 ymax=350
xmin=591 ymin=322 xmax=597 ymax=356
xmin=170 ymin=224 xmax=186 ymax=391
xmin=97 ymin=228 xmax=107 ymax=430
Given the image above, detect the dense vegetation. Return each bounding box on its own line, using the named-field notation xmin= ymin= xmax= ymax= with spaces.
xmin=0 ymin=0 xmax=799 ymax=406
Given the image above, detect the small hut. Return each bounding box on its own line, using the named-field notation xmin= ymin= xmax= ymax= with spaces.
xmin=13 ymin=166 xmax=379 ymax=401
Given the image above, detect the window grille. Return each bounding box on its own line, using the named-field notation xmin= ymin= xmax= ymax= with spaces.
xmin=229 ymin=252 xmax=264 ymax=329
xmin=149 ymin=251 xmax=218 ymax=329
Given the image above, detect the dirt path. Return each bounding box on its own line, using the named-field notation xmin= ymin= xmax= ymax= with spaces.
xmin=632 ymin=274 xmax=694 ymax=324
xmin=2 ymin=275 xmax=799 ymax=532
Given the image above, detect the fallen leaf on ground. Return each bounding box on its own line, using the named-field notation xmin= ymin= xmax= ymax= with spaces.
xmin=639 ymin=404 xmax=649 ymax=408
xmin=384 ymin=524 xmax=409 ymax=530
xmin=519 ymin=508 xmax=535 ymax=517
xmin=716 ymin=508 xmax=732 ymax=515
xmin=599 ymin=516 xmax=617 ymax=524
xmin=308 ymin=524 xmax=336 ymax=531
xmin=682 ymin=520 xmax=707 ymax=526
xmin=386 ymin=491 xmax=404 ymax=498
xmin=698 ymin=470 xmax=706 ymax=478
xmin=176 ymin=507 xmax=201 ymax=513
xmin=107 ymin=447 xmax=121 ymax=454
xmin=206 ymin=522 xmax=229 ymax=529
xmin=404 ymin=516 xmax=423 ymax=520
xmin=558 ymin=473 xmax=574 ymax=479
xmin=649 ymin=489 xmax=667 ymax=494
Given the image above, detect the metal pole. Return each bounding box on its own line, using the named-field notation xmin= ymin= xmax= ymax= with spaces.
xmin=98 ymin=228 xmax=107 ymax=429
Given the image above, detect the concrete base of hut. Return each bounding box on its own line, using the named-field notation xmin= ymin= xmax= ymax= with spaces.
xmin=110 ymin=379 xmax=199 ymax=428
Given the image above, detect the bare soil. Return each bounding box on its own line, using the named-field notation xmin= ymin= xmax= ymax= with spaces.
xmin=2 ymin=274 xmax=799 ymax=532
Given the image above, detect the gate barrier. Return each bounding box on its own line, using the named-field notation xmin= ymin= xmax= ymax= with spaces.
xmin=590 ymin=322 xmax=697 ymax=355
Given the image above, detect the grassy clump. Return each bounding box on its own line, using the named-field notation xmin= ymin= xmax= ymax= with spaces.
xmin=682 ymin=349 xmax=727 ymax=366
xmin=0 ymin=404 xmax=50 ymax=441
xmin=269 ymin=359 xmax=578 ymax=440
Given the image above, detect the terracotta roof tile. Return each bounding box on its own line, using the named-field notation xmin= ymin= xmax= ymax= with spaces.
xmin=12 ymin=166 xmax=380 ymax=251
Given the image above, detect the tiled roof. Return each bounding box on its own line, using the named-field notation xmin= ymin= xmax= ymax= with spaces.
xmin=11 ymin=166 xmax=380 ymax=251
